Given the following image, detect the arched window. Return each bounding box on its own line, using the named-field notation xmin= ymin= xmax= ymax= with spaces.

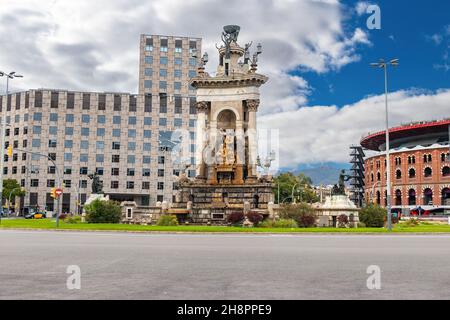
xmin=376 ymin=191 xmax=381 ymax=205
xmin=377 ymin=172 xmax=381 ymax=181
xmin=384 ymin=191 xmax=388 ymax=206
xmin=371 ymin=173 xmax=374 ymax=182
xmin=408 ymin=189 xmax=416 ymax=206
xmin=408 ymin=168 xmax=416 ymax=179
xmin=423 ymin=188 xmax=433 ymax=205
xmin=396 ymin=169 xmax=402 ymax=179
xmin=395 ymin=189 xmax=402 ymax=206
xmin=424 ymin=167 xmax=432 ymax=178
xmin=442 ymin=188 xmax=450 ymax=205
xmin=443 ymin=166 xmax=450 ymax=177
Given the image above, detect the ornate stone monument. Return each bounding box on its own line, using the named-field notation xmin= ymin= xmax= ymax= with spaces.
xmin=174 ymin=25 xmax=274 ymax=224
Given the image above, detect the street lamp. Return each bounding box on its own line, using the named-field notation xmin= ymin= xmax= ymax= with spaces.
xmin=0 ymin=71 xmax=23 ymax=216
xmin=370 ymin=59 xmax=399 ymax=231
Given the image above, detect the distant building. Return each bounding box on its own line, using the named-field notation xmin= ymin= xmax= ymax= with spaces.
xmin=361 ymin=119 xmax=450 ymax=214
xmin=0 ymin=34 xmax=202 ymax=214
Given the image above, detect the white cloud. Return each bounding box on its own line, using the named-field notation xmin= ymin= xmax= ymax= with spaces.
xmin=355 ymin=1 xmax=371 ymax=16
xmin=259 ymin=89 xmax=450 ymax=168
xmin=0 ymin=0 xmax=370 ymax=114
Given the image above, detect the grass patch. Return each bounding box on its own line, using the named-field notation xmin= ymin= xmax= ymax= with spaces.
xmin=2 ymin=218 xmax=450 ymax=233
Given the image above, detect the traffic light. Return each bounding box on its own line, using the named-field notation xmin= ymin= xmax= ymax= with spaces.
xmin=7 ymin=145 xmax=13 ymax=157
xmin=50 ymin=187 xmax=57 ymax=199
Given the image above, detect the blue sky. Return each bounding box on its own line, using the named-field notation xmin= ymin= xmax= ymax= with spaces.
xmin=302 ymin=0 xmax=450 ymax=107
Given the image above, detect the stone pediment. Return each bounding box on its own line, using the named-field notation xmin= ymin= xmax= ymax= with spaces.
xmin=190 ymin=73 xmax=268 ymax=89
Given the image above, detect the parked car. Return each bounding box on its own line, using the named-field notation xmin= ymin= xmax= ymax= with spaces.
xmin=23 ymin=207 xmax=47 ymax=219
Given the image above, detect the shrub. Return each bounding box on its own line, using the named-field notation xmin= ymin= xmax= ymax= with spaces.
xmin=156 ymin=215 xmax=179 ymax=226
xmin=280 ymin=203 xmax=317 ymax=228
xmin=358 ymin=222 xmax=366 ymax=228
xmin=85 ymin=199 xmax=122 ymax=224
xmin=260 ymin=219 xmax=299 ymax=228
xmin=227 ymin=211 xmax=244 ymax=225
xmin=246 ymin=211 xmax=263 ymax=226
xmin=359 ymin=204 xmax=386 ymax=228
xmin=337 ymin=214 xmax=349 ymax=228
xmin=58 ymin=213 xmax=68 ymax=220
xmin=65 ymin=215 xmax=82 ymax=224
xmin=403 ymin=218 xmax=419 ymax=227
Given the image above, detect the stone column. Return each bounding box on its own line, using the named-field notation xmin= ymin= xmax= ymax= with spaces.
xmin=235 ymin=120 xmax=245 ymax=184
xmin=195 ymin=101 xmax=208 ymax=180
xmin=246 ymin=99 xmax=259 ymax=181
xmin=208 ymin=120 xmax=218 ymax=185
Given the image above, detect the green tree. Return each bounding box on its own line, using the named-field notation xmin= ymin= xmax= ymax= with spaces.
xmin=2 ymin=179 xmax=26 ymax=203
xmin=359 ymin=204 xmax=386 ymax=228
xmin=85 ymin=199 xmax=122 ymax=224
xmin=273 ymin=172 xmax=319 ymax=204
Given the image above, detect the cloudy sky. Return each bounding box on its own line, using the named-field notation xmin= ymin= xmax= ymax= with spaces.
xmin=0 ymin=0 xmax=449 ymax=169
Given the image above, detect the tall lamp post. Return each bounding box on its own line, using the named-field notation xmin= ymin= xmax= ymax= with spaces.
xmin=370 ymin=59 xmax=399 ymax=232
xmin=0 ymin=71 xmax=23 ymax=215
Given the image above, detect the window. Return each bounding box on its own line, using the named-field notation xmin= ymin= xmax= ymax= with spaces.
xmin=158 ymin=169 xmax=164 ymax=177
xmin=112 ymin=142 xmax=121 ymax=150
xmin=96 ymin=154 xmax=104 ymax=163
xmin=144 ymin=94 xmax=152 ymax=112
xmin=143 ymin=156 xmax=151 ymax=164
xmin=30 ymin=179 xmax=39 ymax=187
xmin=65 ymin=127 xmax=73 ymax=136
xmin=114 ymin=95 xmax=121 ymax=111
xmin=159 ymin=118 xmax=167 ymax=126
xmin=159 ymin=93 xmax=167 ymax=113
xmin=33 ymin=112 xmax=42 ymax=121
xmin=51 ymin=92 xmax=59 ymax=108
xmin=64 ymin=153 xmax=72 ymax=162
xmin=174 ymin=69 xmax=182 ymax=78
xmin=49 ymin=126 xmax=57 ymax=135
xmin=189 ymin=119 xmax=196 ymax=128
xmin=112 ymin=155 xmax=120 ymax=163
xmin=14 ymin=115 xmax=20 ymax=123
xmin=143 ymin=143 xmax=151 ymax=151
xmin=82 ymin=93 xmax=90 ymax=110
xmin=409 ymin=168 xmax=416 ymax=178
xmin=160 ymin=69 xmax=167 ymax=77
xmin=145 ymin=37 xmax=153 ymax=51
xmin=189 ymin=57 xmax=197 ymax=66
xmin=144 ymin=56 xmax=153 ymax=64
xmin=158 ymin=156 xmax=165 ymax=164
xmin=32 ymin=139 xmax=41 ymax=148
xmin=160 ymin=38 xmax=168 ymax=52
xmin=111 ymin=181 xmax=119 ymax=189
xmin=34 ymin=91 xmax=42 ymax=108
xmin=127 ymin=181 xmax=135 ymax=189
xmin=129 ymin=95 xmax=137 ymax=112
xmin=128 ymin=116 xmax=137 ymax=125
xmin=64 ymin=167 xmax=72 ymax=175
xmin=113 ymin=115 xmax=121 ymax=125
xmin=98 ymin=94 xmax=106 ymax=110
xmin=424 ymin=167 xmax=432 ymax=178
xmin=189 ymin=70 xmax=197 ymax=78
xmin=396 ymin=170 xmax=402 ymax=179
xmin=49 ymin=139 xmax=57 ymax=148
xmin=81 ymin=128 xmax=90 ymax=136
xmin=174 ymin=57 xmax=182 ymax=65
xmin=144 ymin=117 xmax=152 ymax=125
xmin=80 ymin=154 xmax=88 ymax=162
xmin=49 ymin=113 xmax=58 ymax=122
xmin=81 ymin=140 xmax=89 ymax=149
xmin=142 ymin=182 xmax=150 ymax=190
xmin=97 ymin=115 xmax=106 ymax=124
xmin=174 ymin=82 xmax=182 ymax=90
xmin=159 ymin=81 xmax=167 ymax=89
xmin=48 ymin=153 xmax=56 ymax=161
xmin=47 ymin=180 xmax=55 ymax=188
xmin=127 ymin=155 xmax=135 ymax=164
xmin=189 ymin=40 xmax=197 ymax=53
xmin=96 ymin=141 xmax=104 ymax=150
xmin=96 ymin=167 xmax=104 ymax=175
xmin=112 ymin=129 xmax=121 ymax=137
xmin=143 ymin=130 xmax=152 ymax=138
xmin=82 ymin=114 xmax=90 ymax=123
xmin=48 ymin=166 xmax=56 ymax=174
xmin=66 ymin=114 xmax=74 ymax=123
xmin=160 ymin=57 xmax=168 ymax=65
xmin=111 ymin=168 xmax=120 ymax=176
xmin=175 ymin=95 xmax=182 ymax=113
xmin=80 ymin=180 xmax=88 ymax=188
xmin=128 ymin=141 xmax=136 ymax=150
xmin=64 ymin=140 xmax=73 ymax=149
xmin=144 ymin=80 xmax=152 ymax=89
xmin=80 ymin=167 xmax=88 ymax=175
xmin=127 ymin=168 xmax=135 ymax=176
xmin=144 ymin=68 xmax=152 ymax=77
xmin=33 ymin=125 xmax=41 ymax=134
xmin=67 ymin=93 xmax=75 ymax=109
xmin=128 ymin=129 xmax=136 ymax=138
xmin=97 ymin=128 xmax=105 ymax=137
xmin=157 ymin=182 xmax=164 ymax=190
xmin=142 ymin=169 xmax=151 ymax=177
xmin=174 ymin=118 xmax=182 ymax=127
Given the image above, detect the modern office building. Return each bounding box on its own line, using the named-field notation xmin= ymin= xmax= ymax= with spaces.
xmin=0 ymin=34 xmax=202 ymax=214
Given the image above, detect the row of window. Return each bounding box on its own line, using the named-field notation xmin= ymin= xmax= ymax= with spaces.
xmin=144 ymin=38 xmax=198 ymax=55
xmin=143 ymin=80 xmax=195 ymax=91
xmin=370 ymin=153 xmax=450 ymax=170
xmin=369 ymin=166 xmax=450 ymax=181
xmin=144 ymin=67 xmax=197 ymax=78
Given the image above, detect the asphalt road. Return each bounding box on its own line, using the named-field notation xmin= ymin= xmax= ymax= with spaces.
xmin=1 ymin=230 xmax=450 ymax=300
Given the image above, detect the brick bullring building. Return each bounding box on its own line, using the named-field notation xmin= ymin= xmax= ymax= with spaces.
xmin=361 ymin=119 xmax=450 ymax=214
